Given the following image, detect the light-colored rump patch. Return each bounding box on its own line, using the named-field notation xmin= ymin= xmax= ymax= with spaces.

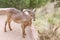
xmin=0 ymin=8 xmax=10 ymax=10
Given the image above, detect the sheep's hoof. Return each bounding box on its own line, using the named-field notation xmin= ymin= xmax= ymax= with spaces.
xmin=10 ymin=28 xmax=12 ymax=31
xmin=4 ymin=30 xmax=7 ymax=32
xmin=23 ymin=35 xmax=25 ymax=38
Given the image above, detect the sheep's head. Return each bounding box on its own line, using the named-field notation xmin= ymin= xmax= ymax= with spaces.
xmin=23 ymin=9 xmax=36 ymax=21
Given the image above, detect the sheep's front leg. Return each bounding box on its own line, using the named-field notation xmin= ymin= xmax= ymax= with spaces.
xmin=21 ymin=20 xmax=32 ymax=38
xmin=21 ymin=24 xmax=26 ymax=38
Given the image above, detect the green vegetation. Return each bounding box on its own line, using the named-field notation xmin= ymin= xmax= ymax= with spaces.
xmin=33 ymin=13 xmax=58 ymax=30
xmin=0 ymin=0 xmax=49 ymax=9
xmin=33 ymin=13 xmax=60 ymax=40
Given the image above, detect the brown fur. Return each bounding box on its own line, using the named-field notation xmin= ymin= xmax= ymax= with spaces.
xmin=0 ymin=8 xmax=33 ymax=38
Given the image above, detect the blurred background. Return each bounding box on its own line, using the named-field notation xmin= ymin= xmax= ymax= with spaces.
xmin=0 ymin=0 xmax=48 ymax=9
xmin=0 ymin=0 xmax=60 ymax=40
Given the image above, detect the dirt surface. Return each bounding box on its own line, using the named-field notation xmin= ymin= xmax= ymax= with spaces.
xmin=0 ymin=15 xmax=38 ymax=40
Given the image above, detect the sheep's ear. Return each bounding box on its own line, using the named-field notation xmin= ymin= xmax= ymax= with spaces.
xmin=32 ymin=8 xmax=36 ymax=12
